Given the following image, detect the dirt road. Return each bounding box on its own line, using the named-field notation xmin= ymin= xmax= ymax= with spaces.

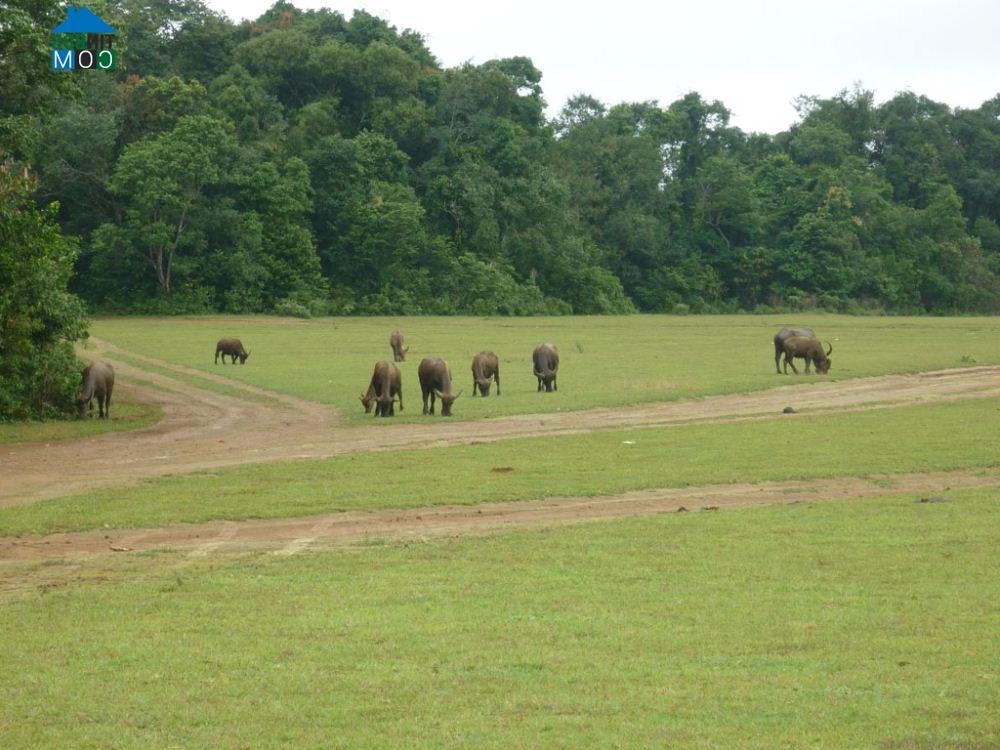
xmin=2 ymin=340 xmax=999 ymax=505
xmin=2 ymin=468 xmax=996 ymax=566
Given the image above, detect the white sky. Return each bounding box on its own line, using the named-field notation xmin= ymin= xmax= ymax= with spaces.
xmin=203 ymin=0 xmax=1000 ymax=134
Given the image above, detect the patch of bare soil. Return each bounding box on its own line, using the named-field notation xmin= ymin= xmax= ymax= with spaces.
xmin=1 ymin=341 xmax=998 ymax=505
xmin=1 ymin=469 xmax=997 ymax=567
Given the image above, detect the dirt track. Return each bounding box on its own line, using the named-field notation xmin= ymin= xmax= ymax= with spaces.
xmin=2 ymin=468 xmax=997 ymax=566
xmin=2 ymin=340 xmax=999 ymax=505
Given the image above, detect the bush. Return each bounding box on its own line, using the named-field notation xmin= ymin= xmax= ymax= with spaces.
xmin=0 ymin=163 xmax=88 ymax=419
xmin=273 ymin=298 xmax=312 ymax=318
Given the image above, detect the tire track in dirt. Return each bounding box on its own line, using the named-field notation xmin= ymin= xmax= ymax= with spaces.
xmin=1 ymin=341 xmax=998 ymax=506
xmin=2 ymin=468 xmax=997 ymax=565
xmin=0 ymin=345 xmax=339 ymax=505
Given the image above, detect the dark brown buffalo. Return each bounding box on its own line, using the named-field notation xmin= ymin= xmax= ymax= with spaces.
xmin=76 ymin=361 xmax=115 ymax=419
xmin=390 ymin=330 xmax=409 ymax=362
xmin=418 ymin=357 xmax=462 ymax=416
xmin=773 ymin=327 xmax=815 ymax=374
xmin=532 ymin=343 xmax=559 ymax=392
xmin=215 ymin=338 xmax=250 ymax=364
xmin=471 ymin=351 xmax=500 ymax=397
xmin=359 ymin=361 xmax=403 ymax=417
xmin=781 ymin=336 xmax=832 ymax=374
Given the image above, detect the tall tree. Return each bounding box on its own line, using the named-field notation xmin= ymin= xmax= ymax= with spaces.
xmin=0 ymin=164 xmax=88 ymax=419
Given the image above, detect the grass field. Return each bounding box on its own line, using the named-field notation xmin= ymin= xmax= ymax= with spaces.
xmin=0 ymin=395 xmax=161 ymax=445
xmin=90 ymin=314 xmax=1000 ymax=423
xmin=4 ymin=314 xmax=999 ymax=748
xmin=4 ymin=395 xmax=998 ymax=536
xmin=2 ymin=488 xmax=997 ymax=749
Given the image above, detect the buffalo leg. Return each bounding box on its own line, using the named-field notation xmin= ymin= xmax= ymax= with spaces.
xmin=495 ymin=373 xmax=500 ymax=396
xmin=805 ymin=358 xmax=812 ymax=374
xmin=104 ymin=385 xmax=113 ymax=419
xmin=785 ymin=355 xmax=799 ymax=375
xmin=422 ymin=391 xmax=429 ymax=415
xmin=537 ymin=377 xmax=543 ymax=392
xmin=472 ymin=376 xmax=477 ymax=396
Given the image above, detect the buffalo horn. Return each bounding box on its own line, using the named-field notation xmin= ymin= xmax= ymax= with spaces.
xmin=825 ymin=342 xmax=833 ymax=356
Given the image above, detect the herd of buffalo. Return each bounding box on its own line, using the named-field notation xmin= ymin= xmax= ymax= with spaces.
xmin=356 ymin=333 xmax=558 ymax=418
xmin=74 ymin=326 xmax=833 ymax=420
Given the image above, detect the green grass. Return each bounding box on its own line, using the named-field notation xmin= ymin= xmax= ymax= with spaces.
xmin=1 ymin=489 xmax=997 ymax=748
xmin=0 ymin=396 xmax=161 ymax=445
xmin=4 ymin=396 xmax=998 ymax=537
xmin=90 ymin=314 xmax=1000 ymax=423
xmin=100 ymin=349 xmax=280 ymax=405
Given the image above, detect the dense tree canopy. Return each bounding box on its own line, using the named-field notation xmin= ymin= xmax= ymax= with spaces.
xmin=5 ymin=0 xmax=1000 ymax=316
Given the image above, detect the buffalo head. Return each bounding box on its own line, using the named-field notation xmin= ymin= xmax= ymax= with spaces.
xmin=534 ymin=366 xmax=556 ymax=392
xmin=475 ymin=377 xmax=492 ymax=397
xmin=434 ymin=389 xmax=462 ymax=416
xmin=815 ymin=342 xmax=833 ymax=374
xmin=359 ymin=391 xmax=375 ymax=414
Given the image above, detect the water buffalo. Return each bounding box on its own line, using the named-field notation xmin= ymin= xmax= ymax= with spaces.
xmin=215 ymin=338 xmax=250 ymax=364
xmin=781 ymin=336 xmax=832 ymax=374
xmin=76 ymin=361 xmax=115 ymax=419
xmin=471 ymin=351 xmax=500 ymax=397
xmin=390 ymin=329 xmax=409 ymax=362
xmin=359 ymin=361 xmax=403 ymax=417
xmin=773 ymin=327 xmax=815 ymax=374
xmin=418 ymin=357 xmax=462 ymax=416
xmin=532 ymin=343 xmax=559 ymax=392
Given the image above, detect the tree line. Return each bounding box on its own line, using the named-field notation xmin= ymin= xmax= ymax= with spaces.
xmin=1 ymin=0 xmax=999 ymax=416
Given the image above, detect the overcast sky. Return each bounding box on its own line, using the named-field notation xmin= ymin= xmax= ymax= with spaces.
xmin=203 ymin=0 xmax=1000 ymax=134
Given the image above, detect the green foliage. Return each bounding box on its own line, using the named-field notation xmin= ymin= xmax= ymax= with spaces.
xmin=6 ymin=2 xmax=1000 ymax=315
xmin=0 ymin=165 xmax=88 ymax=419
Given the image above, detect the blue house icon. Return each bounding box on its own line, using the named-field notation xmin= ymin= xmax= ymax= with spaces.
xmin=52 ymin=6 xmax=117 ymax=34
xmin=51 ymin=7 xmax=117 ymax=70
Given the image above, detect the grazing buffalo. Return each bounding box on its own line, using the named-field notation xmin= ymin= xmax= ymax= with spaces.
xmin=418 ymin=357 xmax=462 ymax=416
xmin=780 ymin=336 xmax=833 ymax=374
xmin=773 ymin=327 xmax=815 ymax=374
xmin=390 ymin=330 xmax=409 ymax=362
xmin=360 ymin=361 xmax=403 ymax=417
xmin=471 ymin=351 xmax=500 ymax=397
xmin=76 ymin=361 xmax=115 ymax=419
xmin=215 ymin=338 xmax=250 ymax=364
xmin=532 ymin=343 xmax=559 ymax=392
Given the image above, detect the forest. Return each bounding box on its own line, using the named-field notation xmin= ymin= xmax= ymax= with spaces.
xmin=2 ymin=0 xmax=1000 ymax=416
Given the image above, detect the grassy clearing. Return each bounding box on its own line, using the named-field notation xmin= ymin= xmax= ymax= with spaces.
xmin=90 ymin=314 xmax=1000 ymax=423
xmin=96 ymin=349 xmax=280 ymax=405
xmin=1 ymin=488 xmax=997 ymax=748
xmin=3 ymin=396 xmax=998 ymax=537
xmin=0 ymin=396 xmax=161 ymax=445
